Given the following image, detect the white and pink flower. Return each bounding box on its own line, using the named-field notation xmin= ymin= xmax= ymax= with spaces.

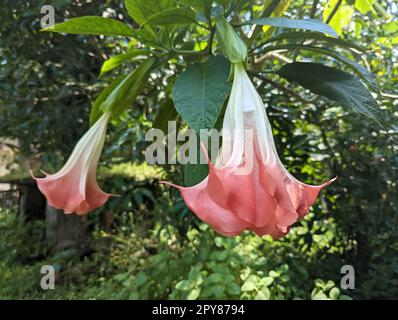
xmin=33 ymin=112 xmax=112 ymax=214
xmin=163 ymin=63 xmax=335 ymax=238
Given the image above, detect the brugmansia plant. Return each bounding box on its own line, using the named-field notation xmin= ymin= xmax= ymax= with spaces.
xmin=35 ymin=0 xmax=386 ymax=239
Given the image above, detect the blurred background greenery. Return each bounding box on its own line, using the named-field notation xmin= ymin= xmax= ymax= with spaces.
xmin=0 ymin=0 xmax=397 ymax=299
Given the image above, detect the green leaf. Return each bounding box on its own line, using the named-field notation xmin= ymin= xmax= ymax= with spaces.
xmin=179 ymin=0 xmax=212 ymax=14
xmin=172 ymin=55 xmax=231 ymax=131
xmin=42 ymin=16 xmax=137 ymax=37
xmin=184 ymin=161 xmax=209 ymax=187
xmin=135 ymin=271 xmax=148 ymax=286
xmin=269 ymin=270 xmax=280 ymax=277
xmin=329 ymin=287 xmax=341 ymax=300
xmin=226 ymin=283 xmax=241 ymax=296
xmin=255 ymin=287 xmax=270 ymax=300
xmin=241 ymin=281 xmax=256 ymax=292
xmin=241 ymin=276 xmax=258 ymax=292
xmin=355 ymin=0 xmax=375 ymax=14
xmin=278 ymin=62 xmax=384 ymax=125
xmin=187 ymin=288 xmax=201 ymax=300
xmin=101 ymin=57 xmax=157 ymax=119
xmin=99 ymin=49 xmax=150 ymax=77
xmin=384 ymin=21 xmax=398 ymax=34
xmin=262 ymin=276 xmax=274 ymax=287
xmin=323 ymin=0 xmax=354 ymax=36
xmin=261 ymin=44 xmax=378 ymax=91
xmin=249 ymin=18 xmax=338 ymax=37
xmin=206 ymin=273 xmax=224 ymax=284
xmin=144 ymin=7 xmax=197 ymax=26
xmin=215 ymin=17 xmax=247 ymax=63
xmin=90 ymin=75 xmax=126 ymax=125
xmin=263 ymin=30 xmax=366 ymax=53
xmin=153 ymin=98 xmax=178 ymax=132
xmin=176 ymin=280 xmax=191 ymax=290
xmin=125 ymin=0 xmax=174 ymax=25
xmin=312 ymin=291 xmax=329 ymax=300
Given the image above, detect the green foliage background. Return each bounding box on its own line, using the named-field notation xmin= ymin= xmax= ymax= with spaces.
xmin=0 ymin=0 xmax=397 ymax=299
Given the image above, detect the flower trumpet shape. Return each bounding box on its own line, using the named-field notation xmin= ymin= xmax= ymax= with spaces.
xmin=33 ymin=112 xmax=112 ymax=215
xmin=162 ymin=63 xmax=335 ymax=238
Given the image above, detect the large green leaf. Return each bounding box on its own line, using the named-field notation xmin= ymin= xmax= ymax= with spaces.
xmin=101 ymin=57 xmax=157 ymax=119
xmin=144 ymin=7 xmax=197 ymax=26
xmin=249 ymin=18 xmax=338 ymax=37
xmin=99 ymin=49 xmax=150 ymax=77
xmin=172 ymin=55 xmax=231 ymax=131
xmin=42 ymin=16 xmax=137 ymax=37
xmin=278 ymin=62 xmax=383 ymax=125
xmin=215 ymin=17 xmax=247 ymax=63
xmin=124 ymin=0 xmax=174 ymax=25
xmin=261 ymin=44 xmax=377 ymax=91
xmin=262 ymin=31 xmax=366 ymax=53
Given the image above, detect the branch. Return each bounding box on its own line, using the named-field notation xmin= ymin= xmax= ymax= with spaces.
xmin=325 ymin=0 xmax=343 ymax=24
xmin=206 ymin=27 xmax=216 ymax=54
xmin=311 ymin=0 xmax=320 ymax=18
xmin=248 ymin=0 xmax=281 ymax=46
xmin=253 ymin=50 xmax=292 ymax=68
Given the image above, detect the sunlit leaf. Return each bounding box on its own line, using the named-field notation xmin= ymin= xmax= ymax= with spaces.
xmin=101 ymin=57 xmax=157 ymax=119
xmin=42 ymin=16 xmax=137 ymax=37
xmin=323 ymin=0 xmax=354 ymax=35
xmin=124 ymin=0 xmax=174 ymax=25
xmin=144 ymin=7 xmax=197 ymax=26
xmin=249 ymin=18 xmax=338 ymax=37
xmin=99 ymin=49 xmax=150 ymax=77
xmin=355 ymin=0 xmax=375 ymax=14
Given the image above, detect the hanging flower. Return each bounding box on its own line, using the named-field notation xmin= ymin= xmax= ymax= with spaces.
xmin=33 ymin=112 xmax=112 ymax=215
xmin=162 ymin=63 xmax=335 ymax=239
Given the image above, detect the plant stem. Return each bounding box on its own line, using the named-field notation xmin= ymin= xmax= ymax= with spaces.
xmin=248 ymin=0 xmax=281 ymax=46
xmin=311 ymin=0 xmax=320 ymax=18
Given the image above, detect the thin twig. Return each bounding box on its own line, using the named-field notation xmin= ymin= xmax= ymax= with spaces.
xmin=248 ymin=0 xmax=281 ymax=46
xmin=326 ymin=0 xmax=343 ymax=24
xmin=206 ymin=27 xmax=216 ymax=54
xmin=311 ymin=0 xmax=320 ymax=18
xmin=252 ymin=72 xmax=316 ymax=104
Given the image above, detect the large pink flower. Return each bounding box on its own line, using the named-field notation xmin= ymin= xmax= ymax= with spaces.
xmin=33 ymin=112 xmax=112 ymax=215
xmin=163 ymin=63 xmax=335 ymax=238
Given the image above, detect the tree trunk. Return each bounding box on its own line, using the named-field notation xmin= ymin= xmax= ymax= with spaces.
xmin=18 ymin=181 xmax=46 ymax=221
xmin=45 ymin=205 xmax=86 ymax=253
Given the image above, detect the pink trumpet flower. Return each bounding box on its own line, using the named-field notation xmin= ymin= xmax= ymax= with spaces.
xmin=33 ymin=112 xmax=112 ymax=215
xmin=162 ymin=63 xmax=335 ymax=239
